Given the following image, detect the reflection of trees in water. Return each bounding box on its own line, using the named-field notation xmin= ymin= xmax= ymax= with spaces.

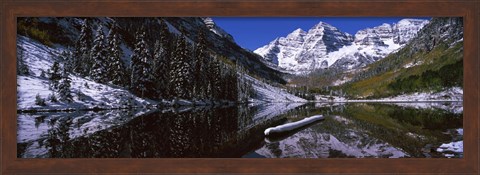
xmin=45 ymin=117 xmax=73 ymax=158
xmin=42 ymin=107 xmax=241 ymax=158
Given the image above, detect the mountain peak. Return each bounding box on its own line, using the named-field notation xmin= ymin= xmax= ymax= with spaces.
xmin=286 ymin=28 xmax=306 ymax=39
xmin=379 ymin=23 xmax=392 ymax=28
xmin=292 ymin=28 xmax=306 ymax=34
xmin=313 ymin=21 xmax=332 ymax=28
xmin=396 ymin=18 xmax=429 ymax=27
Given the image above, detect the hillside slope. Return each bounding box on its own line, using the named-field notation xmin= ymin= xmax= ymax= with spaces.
xmin=17 ymin=29 xmax=304 ymax=111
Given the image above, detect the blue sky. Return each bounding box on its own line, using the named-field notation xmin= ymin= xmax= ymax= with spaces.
xmin=211 ymin=17 xmax=431 ymax=51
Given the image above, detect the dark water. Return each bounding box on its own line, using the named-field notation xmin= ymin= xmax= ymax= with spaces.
xmin=17 ymin=102 xmax=463 ymax=158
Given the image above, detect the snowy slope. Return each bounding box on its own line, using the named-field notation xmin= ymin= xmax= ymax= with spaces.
xmin=255 ymin=19 xmax=429 ymax=74
xmin=17 ymin=34 xmax=305 ymax=112
xmin=246 ymin=74 xmax=306 ymax=103
xmin=17 ymin=36 xmax=155 ymax=111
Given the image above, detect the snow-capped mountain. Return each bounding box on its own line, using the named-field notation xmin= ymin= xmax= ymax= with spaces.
xmin=254 ymin=22 xmax=354 ymax=73
xmin=255 ymin=19 xmax=429 ymax=74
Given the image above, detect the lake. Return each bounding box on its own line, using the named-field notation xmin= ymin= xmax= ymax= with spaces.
xmin=17 ymin=102 xmax=463 ymax=158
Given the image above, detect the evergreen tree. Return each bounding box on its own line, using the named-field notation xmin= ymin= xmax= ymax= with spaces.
xmin=58 ymin=50 xmax=69 ymax=62
xmin=152 ymin=39 xmax=170 ymax=99
xmin=236 ymin=64 xmax=250 ymax=103
xmin=193 ymin=30 xmax=208 ymax=99
xmin=58 ymin=66 xmax=73 ymax=102
xmin=130 ymin=29 xmax=152 ymax=98
xmin=106 ymin=23 xmax=126 ymax=85
xmin=90 ymin=26 xmax=108 ymax=83
xmin=140 ymin=42 xmax=154 ymax=98
xmin=17 ymin=44 xmax=30 ymax=75
xmin=48 ymin=61 xmax=62 ymax=90
xmin=169 ymin=35 xmax=193 ymax=99
xmin=35 ymin=93 xmax=46 ymax=106
xmin=49 ymin=93 xmax=58 ymax=102
xmin=152 ymin=20 xmax=172 ymax=99
xmin=207 ymin=55 xmax=221 ymax=100
xmin=60 ymin=49 xmax=74 ymax=72
xmin=220 ymin=63 xmax=237 ymax=101
xmin=74 ymin=19 xmax=93 ymax=75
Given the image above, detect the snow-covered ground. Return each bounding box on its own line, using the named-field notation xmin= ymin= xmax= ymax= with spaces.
xmin=403 ymin=60 xmax=424 ymax=68
xmin=376 ymin=87 xmax=463 ymax=102
xmin=332 ymin=76 xmax=353 ymax=86
xmin=315 ymin=87 xmax=463 ymax=103
xmin=437 ymin=141 xmax=463 ymax=154
xmin=17 ymin=36 xmax=155 ymax=112
xmin=436 ymin=128 xmax=463 ymax=158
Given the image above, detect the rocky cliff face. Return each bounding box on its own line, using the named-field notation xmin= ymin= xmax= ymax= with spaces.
xmin=255 ymin=19 xmax=429 ymax=74
xmin=408 ymin=17 xmax=463 ymax=54
xmin=202 ymin=17 xmax=235 ymax=43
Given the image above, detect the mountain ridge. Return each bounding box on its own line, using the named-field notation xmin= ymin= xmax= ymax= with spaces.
xmin=255 ymin=19 xmax=429 ymax=74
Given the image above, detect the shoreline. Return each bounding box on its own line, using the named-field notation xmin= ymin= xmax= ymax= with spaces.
xmin=17 ymin=100 xmax=463 ymax=114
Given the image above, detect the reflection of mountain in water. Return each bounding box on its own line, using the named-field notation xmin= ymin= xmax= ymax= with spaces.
xmin=256 ymin=116 xmax=407 ymax=158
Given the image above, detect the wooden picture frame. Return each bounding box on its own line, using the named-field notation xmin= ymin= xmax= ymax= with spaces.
xmin=1 ymin=0 xmax=478 ymax=174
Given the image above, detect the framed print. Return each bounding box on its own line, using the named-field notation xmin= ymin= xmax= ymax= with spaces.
xmin=1 ymin=0 xmax=479 ymax=174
